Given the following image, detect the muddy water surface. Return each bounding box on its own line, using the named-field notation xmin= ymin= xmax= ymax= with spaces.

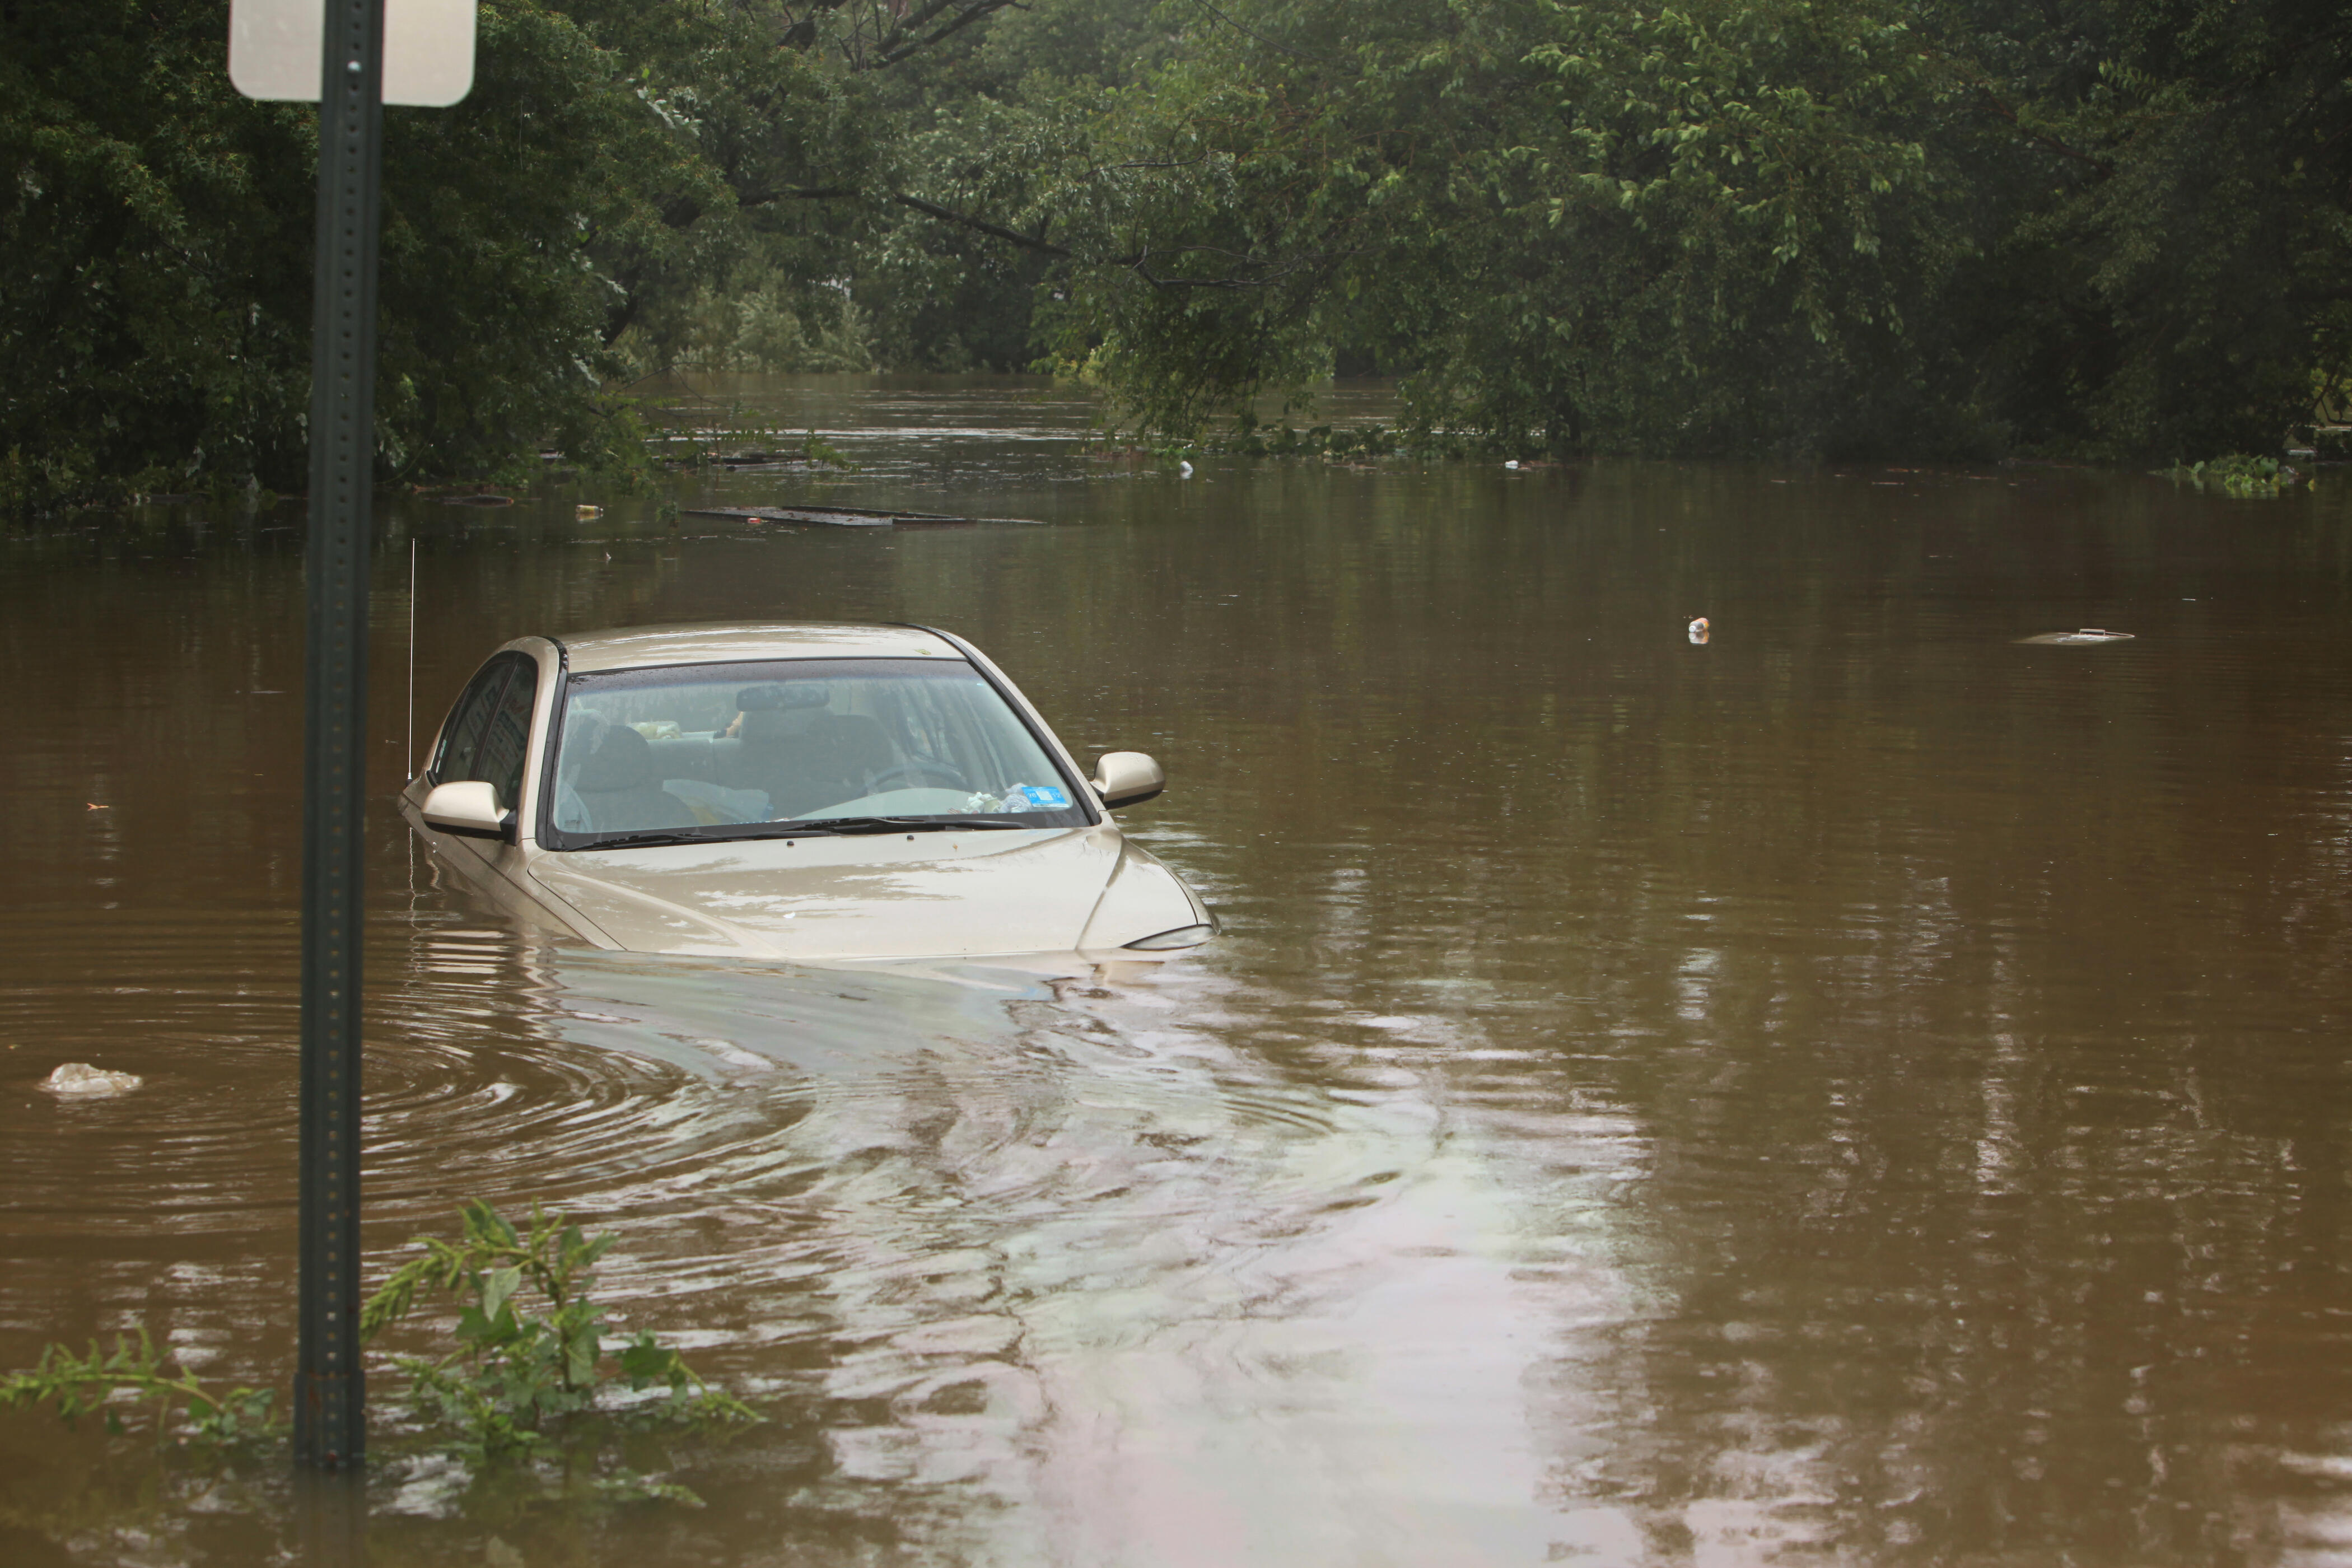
xmin=8 ymin=376 xmax=2352 ymax=1566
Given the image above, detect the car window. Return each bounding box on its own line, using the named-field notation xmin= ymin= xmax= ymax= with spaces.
xmin=542 ymin=657 xmax=1090 ymax=846
xmin=879 ymin=669 xmax=1020 ymax=787
xmin=433 ymin=654 xmax=531 ymax=797
xmin=472 ymin=661 xmax=539 ymax=810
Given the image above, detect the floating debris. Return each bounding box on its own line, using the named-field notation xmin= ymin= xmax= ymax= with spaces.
xmin=438 ymin=493 xmax=515 ymax=507
xmin=682 ymin=505 xmax=1041 ymax=529
xmin=1688 ymin=615 xmax=1711 ymax=645
xmin=2018 ymin=628 xmax=2136 ymax=644
xmin=2161 ymin=455 xmax=2302 ymax=497
xmin=1504 ymin=460 xmax=1521 ymax=471
xmin=1177 ymin=460 xmax=1194 ymax=478
xmin=42 ymin=1062 xmax=142 ymax=1096
xmin=575 ymin=503 xmax=604 ymax=520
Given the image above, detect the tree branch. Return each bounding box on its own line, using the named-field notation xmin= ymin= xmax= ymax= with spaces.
xmin=866 ymin=0 xmax=1025 ymax=69
xmin=1183 ymin=0 xmax=1340 ymax=64
xmin=1124 ymin=247 xmax=1331 ymax=289
xmin=876 ymin=0 xmax=1025 ymax=67
xmin=890 ymin=194 xmax=1348 ymax=288
xmin=892 ymin=192 xmax=1072 ymax=255
xmin=737 ymin=185 xmax=864 ymax=207
xmin=1971 ymin=87 xmax=2114 ymax=175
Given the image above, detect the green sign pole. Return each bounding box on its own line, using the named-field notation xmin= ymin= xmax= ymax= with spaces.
xmin=294 ymin=0 xmax=386 ymax=1472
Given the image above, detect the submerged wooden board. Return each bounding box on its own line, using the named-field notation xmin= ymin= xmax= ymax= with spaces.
xmin=682 ymin=505 xmax=1042 ymax=528
xmin=2017 ymin=628 xmax=2136 ymax=644
xmin=688 ymin=506 xmax=894 ymax=528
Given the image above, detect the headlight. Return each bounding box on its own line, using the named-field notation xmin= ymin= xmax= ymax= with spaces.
xmin=1123 ymin=921 xmax=1217 ymax=951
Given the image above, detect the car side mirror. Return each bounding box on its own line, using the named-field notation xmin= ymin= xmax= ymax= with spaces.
xmin=422 ymin=780 xmax=515 ymax=843
xmin=1091 ymin=751 xmax=1165 ymax=810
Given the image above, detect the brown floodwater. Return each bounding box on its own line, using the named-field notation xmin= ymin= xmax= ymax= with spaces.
xmin=7 ymin=375 xmax=2352 ymax=1566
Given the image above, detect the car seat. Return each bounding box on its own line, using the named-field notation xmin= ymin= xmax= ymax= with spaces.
xmin=570 ymin=722 xmax=699 ymax=832
xmin=798 ymin=713 xmax=894 ymax=801
xmin=731 ymin=707 xmax=833 ymax=816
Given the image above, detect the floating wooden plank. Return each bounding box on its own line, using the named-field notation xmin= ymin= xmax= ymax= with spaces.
xmin=687 ymin=506 xmax=893 ymax=528
xmin=682 ymin=505 xmax=1042 ymax=528
xmin=2016 ymin=628 xmax=2136 ymax=644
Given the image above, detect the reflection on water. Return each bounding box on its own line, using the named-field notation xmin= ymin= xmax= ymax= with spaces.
xmin=9 ymin=376 xmax=2352 ymax=1563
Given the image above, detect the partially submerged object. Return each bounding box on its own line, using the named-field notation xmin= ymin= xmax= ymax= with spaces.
xmin=402 ymin=622 xmax=1215 ymax=968
xmin=42 ymin=1062 xmax=142 ymax=1096
xmin=682 ymin=505 xmax=1042 ymax=529
xmin=717 ymin=451 xmax=814 ymax=469
xmin=2018 ymin=628 xmax=2136 ymax=645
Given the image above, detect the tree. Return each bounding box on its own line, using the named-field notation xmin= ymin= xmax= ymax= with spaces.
xmin=918 ymin=0 xmax=2352 ymax=458
xmin=11 ymin=0 xmax=2351 ymax=507
xmin=0 ymin=0 xmax=868 ymax=508
xmin=994 ymin=0 xmax=1971 ymax=454
xmin=1930 ymin=0 xmax=2352 ymax=458
xmin=2 ymin=0 xmax=315 ymax=506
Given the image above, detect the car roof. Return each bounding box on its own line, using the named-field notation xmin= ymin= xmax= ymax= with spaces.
xmin=550 ymin=622 xmax=962 ymax=674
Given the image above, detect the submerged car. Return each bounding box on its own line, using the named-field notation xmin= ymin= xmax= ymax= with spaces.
xmin=399 ymin=622 xmax=1216 ymax=965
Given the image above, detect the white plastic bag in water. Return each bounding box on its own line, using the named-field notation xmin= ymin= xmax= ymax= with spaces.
xmin=41 ymin=1062 xmax=142 ymax=1096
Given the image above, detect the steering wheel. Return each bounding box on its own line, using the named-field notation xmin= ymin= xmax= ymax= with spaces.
xmin=870 ymin=759 xmax=969 ymax=792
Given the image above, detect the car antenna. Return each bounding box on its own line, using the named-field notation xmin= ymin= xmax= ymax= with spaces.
xmin=405 ymin=535 xmax=418 ymax=780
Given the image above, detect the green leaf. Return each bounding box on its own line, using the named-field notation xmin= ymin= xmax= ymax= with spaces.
xmin=563 ymin=1326 xmax=601 ymax=1392
xmin=618 ymin=1335 xmax=679 ymax=1388
xmin=480 ymin=1266 xmax=524 ymax=1325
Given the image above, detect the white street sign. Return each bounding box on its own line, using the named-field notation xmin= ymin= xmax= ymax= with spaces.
xmin=229 ymin=0 xmax=477 ymax=107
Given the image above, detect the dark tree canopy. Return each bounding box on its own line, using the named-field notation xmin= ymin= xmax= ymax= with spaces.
xmin=1022 ymin=0 xmax=2352 ymax=459
xmin=4 ymin=0 xmax=2349 ymax=508
xmin=1 ymin=0 xmax=879 ymax=506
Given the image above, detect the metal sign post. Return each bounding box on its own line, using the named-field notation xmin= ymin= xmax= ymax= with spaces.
xmin=229 ymin=0 xmax=477 ymax=1475
xmin=293 ymin=0 xmax=385 ymax=1472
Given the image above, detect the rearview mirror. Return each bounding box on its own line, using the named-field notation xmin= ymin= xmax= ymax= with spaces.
xmin=422 ymin=780 xmax=514 ymax=842
xmin=1091 ymin=751 xmax=1165 ymax=810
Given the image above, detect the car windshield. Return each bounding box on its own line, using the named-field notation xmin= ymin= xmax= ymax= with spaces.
xmin=541 ymin=657 xmax=1092 ymax=847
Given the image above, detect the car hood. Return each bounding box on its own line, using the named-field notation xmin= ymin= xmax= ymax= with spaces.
xmin=526 ymin=825 xmax=1126 ymax=960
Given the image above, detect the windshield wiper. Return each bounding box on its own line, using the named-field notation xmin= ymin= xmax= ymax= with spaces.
xmin=581 ymin=816 xmax=1041 ymax=848
xmin=581 ymin=830 xmax=714 ymax=849
xmin=796 ymin=815 xmax=1035 ymax=835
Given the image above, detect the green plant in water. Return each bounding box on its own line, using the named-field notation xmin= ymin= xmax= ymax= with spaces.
xmin=1 ymin=1202 xmax=753 ymax=1507
xmin=2169 ymin=453 xmax=2305 ymax=497
xmin=362 ymin=1200 xmax=757 ymax=1472
xmin=798 ymin=428 xmax=857 ymax=471
xmin=0 ymin=1329 xmax=274 ymax=1446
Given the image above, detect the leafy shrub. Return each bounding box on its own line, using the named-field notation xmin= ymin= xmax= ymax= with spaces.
xmin=1 ymin=1200 xmax=755 ymax=1505
xmin=0 ymin=1330 xmax=274 ymax=1447
xmin=361 ymin=1200 xmax=757 ymax=1468
xmin=2168 ymin=454 xmax=2306 ymax=497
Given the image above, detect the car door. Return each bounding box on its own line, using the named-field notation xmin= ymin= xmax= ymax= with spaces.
xmin=426 ymin=651 xmax=540 ymax=889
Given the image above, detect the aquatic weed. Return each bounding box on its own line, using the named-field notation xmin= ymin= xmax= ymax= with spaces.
xmin=2164 ymin=453 xmax=2307 ymax=497
xmin=0 ymin=1201 xmax=755 ymax=1505
xmin=0 ymin=1328 xmax=274 ymax=1448
xmin=362 ymin=1199 xmax=759 ymax=1468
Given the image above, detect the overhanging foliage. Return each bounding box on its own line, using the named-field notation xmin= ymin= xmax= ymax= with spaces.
xmin=7 ymin=0 xmax=2351 ymax=507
